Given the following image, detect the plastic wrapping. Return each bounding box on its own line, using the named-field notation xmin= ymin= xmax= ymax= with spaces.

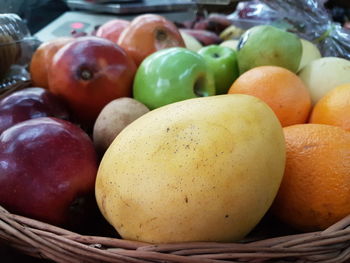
xmin=228 ymin=0 xmax=350 ymax=59
xmin=0 ymin=13 xmax=41 ymax=89
xmin=227 ymin=0 xmax=280 ymax=29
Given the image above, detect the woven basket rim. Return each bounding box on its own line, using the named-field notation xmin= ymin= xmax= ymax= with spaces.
xmin=1 ymin=204 xmax=350 ymax=262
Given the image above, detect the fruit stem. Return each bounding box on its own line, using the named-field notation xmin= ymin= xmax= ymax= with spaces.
xmin=156 ymin=29 xmax=168 ymax=42
xmin=80 ymin=69 xmax=93 ymax=81
xmin=194 ymin=75 xmax=207 ymax=97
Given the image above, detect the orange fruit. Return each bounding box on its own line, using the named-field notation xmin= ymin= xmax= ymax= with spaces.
xmin=29 ymin=37 xmax=74 ymax=88
xmin=272 ymin=123 xmax=350 ymax=231
xmin=228 ymin=66 xmax=311 ymax=127
xmin=310 ymin=83 xmax=350 ymax=131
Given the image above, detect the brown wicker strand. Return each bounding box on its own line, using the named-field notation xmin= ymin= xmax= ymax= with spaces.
xmin=139 ymin=231 xmax=319 ymax=253
xmin=308 ymin=245 xmax=350 ymax=263
xmin=0 ymin=213 xmax=80 ymax=263
xmin=0 ymin=208 xmax=124 ymax=263
xmin=6 ymin=242 xmax=42 ymax=258
xmin=169 ymin=245 xmax=338 ymax=256
xmin=67 ymin=234 xmax=148 ymax=250
xmin=247 ymin=232 xmax=317 ymax=247
xmin=9 ymin=213 xmax=76 ymax=235
xmin=112 ymin=249 xmax=228 ymax=263
xmin=27 ymin=228 xmax=148 ymax=263
xmin=188 ymin=250 xmax=330 ymax=260
xmin=294 ymin=233 xmax=350 ymax=248
xmin=322 ymin=215 xmax=350 ymax=233
xmin=272 ymin=230 xmax=345 ymax=249
xmin=304 ymin=251 xmax=344 ymax=262
xmin=2 ymin=203 xmax=350 ymax=263
xmin=3 ymin=207 xmax=148 ymax=250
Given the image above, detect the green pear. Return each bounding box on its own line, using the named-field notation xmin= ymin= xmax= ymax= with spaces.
xmin=237 ymin=25 xmax=302 ymax=74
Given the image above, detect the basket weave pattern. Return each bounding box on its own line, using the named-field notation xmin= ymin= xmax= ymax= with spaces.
xmin=1 ymin=204 xmax=350 ymax=263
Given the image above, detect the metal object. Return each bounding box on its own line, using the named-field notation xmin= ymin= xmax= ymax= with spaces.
xmin=66 ymin=0 xmax=196 ymax=14
xmin=34 ymin=10 xmax=196 ymax=42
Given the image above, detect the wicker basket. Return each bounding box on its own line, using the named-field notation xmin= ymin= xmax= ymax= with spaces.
xmin=1 ymin=82 xmax=350 ymax=263
xmin=1 ymin=204 xmax=350 ymax=263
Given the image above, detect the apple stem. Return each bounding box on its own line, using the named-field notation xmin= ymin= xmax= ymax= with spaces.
xmin=80 ymin=69 xmax=93 ymax=81
xmin=194 ymin=76 xmax=207 ymax=97
xmin=156 ymin=29 xmax=168 ymax=42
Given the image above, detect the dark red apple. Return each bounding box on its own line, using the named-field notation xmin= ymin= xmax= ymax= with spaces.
xmin=0 ymin=87 xmax=70 ymax=135
xmin=117 ymin=14 xmax=185 ymax=66
xmin=48 ymin=36 xmax=136 ymax=127
xmin=0 ymin=117 xmax=98 ymax=226
xmin=95 ymin=19 xmax=130 ymax=43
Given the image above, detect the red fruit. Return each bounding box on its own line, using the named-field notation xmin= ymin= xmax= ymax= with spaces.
xmin=0 ymin=87 xmax=70 ymax=135
xmin=96 ymin=19 xmax=130 ymax=43
xmin=0 ymin=117 xmax=98 ymax=226
xmin=117 ymin=14 xmax=185 ymax=66
xmin=48 ymin=36 xmax=136 ymax=126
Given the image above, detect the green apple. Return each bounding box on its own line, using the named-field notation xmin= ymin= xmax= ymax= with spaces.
xmin=133 ymin=47 xmax=215 ymax=110
xmin=198 ymin=45 xmax=239 ymax=94
xmin=237 ymin=25 xmax=302 ymax=74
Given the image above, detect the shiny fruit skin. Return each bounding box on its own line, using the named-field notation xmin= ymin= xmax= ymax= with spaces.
xmin=133 ymin=47 xmax=215 ymax=110
xmin=272 ymin=124 xmax=350 ymax=231
xmin=228 ymin=66 xmax=311 ymax=127
xmin=237 ymin=25 xmax=302 ymax=74
xmin=0 ymin=117 xmax=98 ymax=225
xmin=95 ymin=19 xmax=130 ymax=43
xmin=0 ymin=87 xmax=70 ymax=135
xmin=198 ymin=45 xmax=239 ymax=95
xmin=48 ymin=36 xmax=136 ymax=126
xmin=310 ymin=83 xmax=350 ymax=131
xmin=117 ymin=14 xmax=185 ymax=66
xmin=29 ymin=37 xmax=74 ymax=88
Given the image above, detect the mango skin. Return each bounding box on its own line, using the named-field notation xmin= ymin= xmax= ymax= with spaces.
xmin=95 ymin=94 xmax=286 ymax=243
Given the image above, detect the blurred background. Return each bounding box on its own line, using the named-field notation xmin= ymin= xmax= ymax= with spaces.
xmin=0 ymin=0 xmax=347 ymax=36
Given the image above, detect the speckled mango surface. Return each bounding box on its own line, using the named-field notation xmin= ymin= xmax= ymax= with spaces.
xmin=95 ymin=94 xmax=286 ymax=243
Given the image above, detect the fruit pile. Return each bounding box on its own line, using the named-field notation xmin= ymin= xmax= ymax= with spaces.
xmin=1 ymin=12 xmax=350 ymax=247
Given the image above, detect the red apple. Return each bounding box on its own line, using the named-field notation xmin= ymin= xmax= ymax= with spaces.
xmin=0 ymin=117 xmax=98 ymax=226
xmin=95 ymin=19 xmax=130 ymax=43
xmin=48 ymin=36 xmax=136 ymax=127
xmin=0 ymin=87 xmax=70 ymax=135
xmin=117 ymin=14 xmax=185 ymax=66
